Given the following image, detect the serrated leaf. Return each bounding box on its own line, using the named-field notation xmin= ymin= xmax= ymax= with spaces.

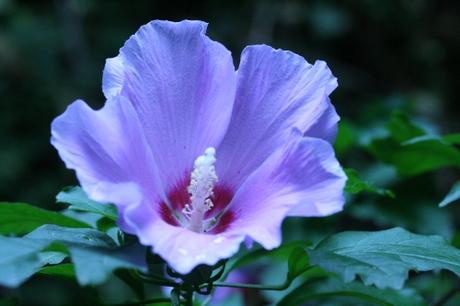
xmin=439 ymin=181 xmax=460 ymax=207
xmin=276 ymin=278 xmax=427 ymax=306
xmin=344 ymin=168 xmax=394 ymax=197
xmin=308 ymin=227 xmax=460 ymax=289
xmin=0 ymin=202 xmax=90 ymax=236
xmin=56 ymin=186 xmax=118 ymax=220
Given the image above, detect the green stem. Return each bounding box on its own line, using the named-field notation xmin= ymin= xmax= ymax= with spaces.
xmin=108 ymin=297 xmax=172 ymax=306
xmin=211 ymin=280 xmax=290 ymax=291
xmin=135 ymin=271 xmax=179 ymax=287
xmin=182 ymin=286 xmax=194 ymax=306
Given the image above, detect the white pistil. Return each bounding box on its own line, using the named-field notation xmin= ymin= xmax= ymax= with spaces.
xmin=182 ymin=147 xmax=218 ymax=233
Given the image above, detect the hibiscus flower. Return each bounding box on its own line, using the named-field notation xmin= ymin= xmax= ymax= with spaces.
xmin=51 ymin=20 xmax=346 ymax=274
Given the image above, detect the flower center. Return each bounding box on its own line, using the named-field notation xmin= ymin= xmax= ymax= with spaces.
xmin=182 ymin=147 xmax=218 ymax=233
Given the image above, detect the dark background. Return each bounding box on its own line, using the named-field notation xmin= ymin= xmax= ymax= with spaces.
xmin=1 ymin=1 xmax=460 ymax=305
xmin=1 ymin=0 xmax=459 ymax=208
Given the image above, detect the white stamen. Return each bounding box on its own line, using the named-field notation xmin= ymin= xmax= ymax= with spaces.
xmin=182 ymin=147 xmax=218 ymax=233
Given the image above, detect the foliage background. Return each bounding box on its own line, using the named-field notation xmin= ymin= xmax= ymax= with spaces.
xmin=0 ymin=0 xmax=459 ymax=305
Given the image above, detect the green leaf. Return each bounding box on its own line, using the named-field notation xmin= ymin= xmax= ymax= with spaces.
xmin=386 ymin=111 xmax=425 ymax=142
xmin=308 ymin=227 xmax=460 ymax=289
xmin=368 ymin=112 xmax=460 ymax=176
xmin=38 ymin=251 xmax=67 ymax=265
xmin=56 ymin=186 xmax=118 ymax=221
xmin=0 ymin=225 xmax=147 ymax=287
xmin=344 ymin=168 xmax=394 ymax=197
xmin=369 ymin=137 xmax=460 ymax=176
xmin=334 ymin=121 xmax=358 ymax=156
xmin=25 ymin=224 xmax=117 ymax=247
xmin=276 ymin=278 xmax=427 ymax=306
xmin=439 ymin=181 xmax=460 ymax=207
xmin=96 ymin=217 xmax=117 ymax=232
xmin=39 ymin=263 xmax=76 ymax=278
xmin=0 ymin=202 xmax=90 ymax=236
xmin=443 ymin=133 xmax=460 ymax=145
xmin=115 ymin=269 xmax=145 ymax=300
xmin=287 ymin=247 xmax=310 ymax=282
xmin=0 ymin=297 xmax=18 ymax=306
xmin=220 ymin=243 xmax=312 ymax=292
xmin=0 ymin=236 xmax=50 ymax=287
xmin=25 ymin=225 xmax=147 ymax=285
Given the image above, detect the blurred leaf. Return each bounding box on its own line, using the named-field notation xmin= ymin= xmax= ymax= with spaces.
xmin=308 ymin=227 xmax=460 ymax=289
xmin=0 ymin=297 xmax=18 ymax=306
xmin=401 ymin=133 xmax=460 ymax=146
xmin=115 ymin=269 xmax=145 ymax=300
xmin=369 ymin=138 xmax=460 ymax=176
xmin=368 ymin=113 xmax=460 ymax=176
xmin=349 ymin=202 xmax=454 ymax=240
xmin=56 ymin=186 xmax=118 ymax=221
xmin=387 ymin=112 xmax=425 ymax=142
xmin=443 ymin=133 xmax=460 ymax=145
xmin=401 ymin=135 xmax=441 ymax=145
xmin=276 ymin=278 xmax=427 ymax=306
xmin=439 ymin=181 xmax=460 ymax=207
xmin=39 ymin=263 xmax=76 ymax=278
xmin=345 ymin=168 xmax=394 ymax=197
xmin=0 ymin=202 xmax=90 ymax=236
xmin=334 ymin=121 xmax=358 ymax=156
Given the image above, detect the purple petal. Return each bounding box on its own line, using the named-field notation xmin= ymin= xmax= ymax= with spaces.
xmin=304 ymin=96 xmax=340 ymax=143
xmin=121 ymin=196 xmax=245 ymax=274
xmin=103 ymin=57 xmax=124 ymax=99
xmin=225 ymin=131 xmax=346 ymax=249
xmin=102 ymin=20 xmax=237 ymax=189
xmin=217 ymin=45 xmax=338 ymax=188
xmin=51 ymin=97 xmax=164 ymax=208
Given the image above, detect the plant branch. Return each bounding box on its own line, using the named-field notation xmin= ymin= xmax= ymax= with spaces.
xmin=108 ymin=297 xmax=173 ymax=306
xmin=134 ymin=270 xmax=179 ymax=287
xmin=211 ymin=280 xmax=290 ymax=291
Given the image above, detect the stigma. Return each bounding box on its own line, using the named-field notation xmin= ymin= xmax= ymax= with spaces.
xmin=182 ymin=147 xmax=218 ymax=233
